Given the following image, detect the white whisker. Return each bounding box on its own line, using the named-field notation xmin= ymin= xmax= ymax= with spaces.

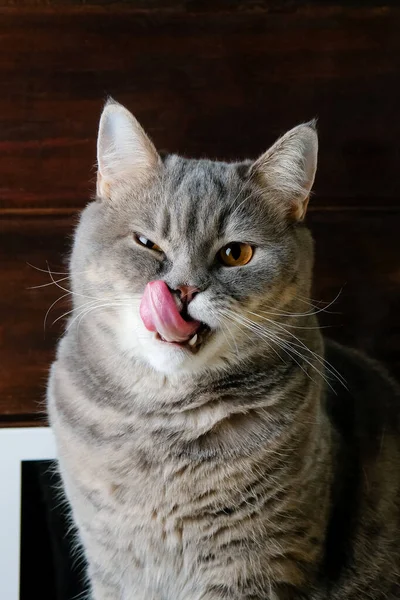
xmin=244 ymin=310 xmax=346 ymax=388
xmin=28 ymin=275 xmax=71 ymax=290
xmin=27 ymin=262 xmax=70 ymax=276
xmin=224 ymin=310 xmax=312 ymax=383
xmin=51 ymin=298 xmax=103 ymax=327
xmin=218 ymin=315 xmax=239 ymax=356
xmin=224 ymin=308 xmax=338 ymax=392
xmin=260 ymin=288 xmax=343 ymax=319
xmin=66 ymin=302 xmax=133 ymax=333
xmin=44 ymin=292 xmax=72 ymax=332
xmin=46 ymin=263 xmax=107 ymax=302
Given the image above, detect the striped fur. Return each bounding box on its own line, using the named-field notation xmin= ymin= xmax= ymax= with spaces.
xmin=47 ymin=103 xmax=400 ymax=599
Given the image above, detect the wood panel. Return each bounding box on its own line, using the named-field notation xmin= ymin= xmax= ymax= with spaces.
xmin=0 ymin=216 xmax=74 ymax=424
xmin=1 ymin=2 xmax=400 ymax=210
xmin=0 ymin=0 xmax=399 ymax=427
xmin=1 ymin=211 xmax=399 ymax=424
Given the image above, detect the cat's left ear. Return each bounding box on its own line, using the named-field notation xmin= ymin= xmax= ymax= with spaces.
xmin=96 ymin=99 xmax=162 ymax=200
xmin=250 ymin=121 xmax=318 ymax=221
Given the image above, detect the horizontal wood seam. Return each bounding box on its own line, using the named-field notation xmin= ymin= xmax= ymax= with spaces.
xmin=0 ymin=5 xmax=398 ymax=18
xmin=1 ymin=206 xmax=400 ymax=218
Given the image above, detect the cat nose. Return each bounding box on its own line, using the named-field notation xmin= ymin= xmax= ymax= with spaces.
xmin=175 ymin=285 xmax=200 ymax=304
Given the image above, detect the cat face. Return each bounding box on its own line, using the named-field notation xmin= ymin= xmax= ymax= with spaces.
xmin=70 ymin=101 xmax=317 ymax=375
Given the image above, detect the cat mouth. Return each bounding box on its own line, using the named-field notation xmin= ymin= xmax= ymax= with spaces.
xmin=155 ymin=322 xmax=211 ymax=353
xmin=141 ymin=280 xmax=212 ymax=353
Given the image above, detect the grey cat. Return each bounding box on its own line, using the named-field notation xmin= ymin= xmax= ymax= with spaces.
xmin=47 ymin=100 xmax=400 ymax=600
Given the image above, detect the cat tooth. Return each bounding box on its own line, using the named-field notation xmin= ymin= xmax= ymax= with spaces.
xmin=188 ymin=333 xmax=198 ymax=347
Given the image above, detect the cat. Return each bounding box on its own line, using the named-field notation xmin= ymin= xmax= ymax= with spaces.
xmin=47 ymin=99 xmax=400 ymax=600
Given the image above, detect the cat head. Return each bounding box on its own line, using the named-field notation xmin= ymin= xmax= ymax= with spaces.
xmin=70 ymin=100 xmax=318 ymax=375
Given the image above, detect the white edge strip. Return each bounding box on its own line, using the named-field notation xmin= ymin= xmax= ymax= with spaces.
xmin=0 ymin=427 xmax=57 ymax=600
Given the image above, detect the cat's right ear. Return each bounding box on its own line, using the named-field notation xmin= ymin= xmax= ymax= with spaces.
xmin=96 ymin=99 xmax=162 ymax=200
xmin=249 ymin=121 xmax=318 ymax=221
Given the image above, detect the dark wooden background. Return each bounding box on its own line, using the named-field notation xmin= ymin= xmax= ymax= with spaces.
xmin=1 ymin=0 xmax=399 ymax=426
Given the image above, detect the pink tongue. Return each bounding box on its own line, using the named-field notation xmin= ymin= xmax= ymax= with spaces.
xmin=140 ymin=280 xmax=200 ymax=343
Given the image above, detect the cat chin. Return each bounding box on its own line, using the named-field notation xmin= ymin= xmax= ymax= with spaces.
xmin=139 ymin=342 xmax=199 ymax=374
xmin=131 ymin=331 xmax=230 ymax=375
xmin=117 ymin=306 xmax=232 ymax=375
xmin=141 ymin=336 xmax=231 ymax=375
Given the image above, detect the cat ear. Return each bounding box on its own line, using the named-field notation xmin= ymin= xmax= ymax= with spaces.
xmin=96 ymin=99 xmax=162 ymax=199
xmin=250 ymin=121 xmax=318 ymax=221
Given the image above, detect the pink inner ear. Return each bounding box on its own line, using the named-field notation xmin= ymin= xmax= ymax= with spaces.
xmin=291 ymin=194 xmax=310 ymax=222
xmin=140 ymin=280 xmax=200 ymax=343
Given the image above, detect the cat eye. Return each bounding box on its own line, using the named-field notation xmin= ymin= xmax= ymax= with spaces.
xmin=217 ymin=243 xmax=254 ymax=267
xmin=134 ymin=233 xmax=163 ymax=253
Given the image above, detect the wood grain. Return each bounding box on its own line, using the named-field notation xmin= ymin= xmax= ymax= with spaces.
xmin=0 ymin=2 xmax=400 ymax=210
xmin=1 ymin=211 xmax=399 ymax=423
xmin=0 ymin=216 xmax=74 ymax=423
xmin=0 ymin=0 xmax=399 ymax=426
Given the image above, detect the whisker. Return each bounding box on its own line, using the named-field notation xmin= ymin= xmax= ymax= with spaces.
xmin=27 ymin=262 xmax=70 ymax=276
xmin=246 ymin=311 xmax=328 ymax=330
xmin=244 ymin=309 xmax=346 ymax=387
xmin=294 ymin=290 xmax=343 ymax=307
xmin=255 ymin=318 xmax=342 ymax=388
xmin=251 ymin=327 xmax=330 ymax=389
xmin=28 ymin=275 xmax=71 ymax=290
xmin=48 ymin=293 xmax=143 ymax=329
xmin=45 ymin=263 xmax=105 ymax=301
xmin=203 ymin=305 xmax=239 ymax=357
xmin=51 ymin=298 xmax=102 ymax=327
xmin=245 ymin=311 xmax=346 ymax=388
xmin=260 ymin=288 xmax=343 ymax=319
xmin=44 ymin=263 xmax=141 ymax=303
xmin=222 ymin=312 xmax=284 ymax=363
xmin=294 ymin=293 xmax=342 ymax=315
xmin=66 ymin=301 xmax=136 ymax=333
xmin=44 ymin=292 xmax=72 ymax=332
xmin=225 ymin=310 xmax=303 ymax=371
xmin=225 ymin=309 xmax=338 ymax=392
xmin=215 ymin=312 xmax=239 ymax=356
xmin=224 ymin=311 xmax=313 ymax=383
xmin=73 ymin=302 xmax=137 ymax=337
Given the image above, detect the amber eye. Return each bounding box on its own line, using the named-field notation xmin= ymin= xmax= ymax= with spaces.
xmin=134 ymin=233 xmax=163 ymax=253
xmin=217 ymin=243 xmax=254 ymax=267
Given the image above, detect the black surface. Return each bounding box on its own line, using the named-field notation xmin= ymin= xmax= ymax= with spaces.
xmin=20 ymin=460 xmax=87 ymax=600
